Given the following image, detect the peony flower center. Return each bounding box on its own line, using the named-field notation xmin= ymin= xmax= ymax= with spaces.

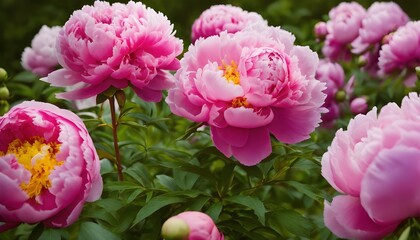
xmin=0 ymin=137 xmax=62 ymax=198
xmin=219 ymin=60 xmax=240 ymax=85
xmin=232 ymin=97 xmax=251 ymax=108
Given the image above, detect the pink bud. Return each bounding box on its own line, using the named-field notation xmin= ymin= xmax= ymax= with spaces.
xmin=350 ymin=97 xmax=368 ymax=114
xmin=162 ymin=211 xmax=224 ymax=240
xmin=314 ymin=22 xmax=328 ymax=39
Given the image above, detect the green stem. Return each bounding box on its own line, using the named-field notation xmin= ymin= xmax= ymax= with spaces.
xmin=109 ymin=96 xmax=124 ymax=181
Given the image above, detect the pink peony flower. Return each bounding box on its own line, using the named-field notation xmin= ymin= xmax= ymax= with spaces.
xmin=44 ymin=1 xmax=183 ymax=102
xmin=191 ymin=4 xmax=267 ymax=43
xmin=322 ymin=2 xmax=366 ymax=61
xmin=378 ymin=21 xmax=420 ymax=75
xmin=352 ymin=2 xmax=409 ymax=55
xmin=314 ymin=21 xmax=328 ymax=40
xmin=21 ymin=25 xmax=62 ymax=77
xmin=315 ymin=59 xmax=348 ymax=126
xmin=167 ymin=26 xmax=326 ymax=166
xmin=162 ymin=211 xmax=224 ymax=240
xmin=0 ymin=101 xmax=102 ymax=231
xmin=321 ymin=93 xmax=420 ymax=239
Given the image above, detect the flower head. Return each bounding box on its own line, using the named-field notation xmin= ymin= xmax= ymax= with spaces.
xmin=167 ymin=26 xmax=326 ymax=166
xmin=44 ymin=1 xmax=183 ymax=102
xmin=378 ymin=21 xmax=420 ymax=76
xmin=21 ymin=25 xmax=62 ymax=77
xmin=352 ymin=2 xmax=409 ymax=55
xmin=322 ymin=93 xmax=420 ymax=239
xmin=321 ymin=2 xmax=366 ymax=61
xmin=0 ymin=101 xmax=102 ymax=231
xmin=191 ymin=4 xmax=266 ymax=43
xmin=162 ymin=211 xmax=224 ymax=240
xmin=315 ymin=60 xmax=346 ymax=126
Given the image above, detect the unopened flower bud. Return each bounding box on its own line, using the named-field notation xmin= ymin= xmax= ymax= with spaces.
xmin=0 ymin=68 xmax=8 ymax=82
xmin=335 ymin=90 xmax=346 ymax=102
xmin=416 ymin=66 xmax=420 ymax=80
xmin=350 ymin=97 xmax=368 ymax=115
xmin=314 ymin=22 xmax=328 ymax=40
xmin=161 ymin=217 xmax=190 ymax=240
xmin=357 ymin=55 xmax=367 ymax=67
xmin=0 ymin=100 xmax=10 ymax=115
xmin=0 ymin=85 xmax=9 ymax=100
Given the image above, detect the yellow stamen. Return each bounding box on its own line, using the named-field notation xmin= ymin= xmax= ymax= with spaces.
xmin=219 ymin=60 xmax=240 ymax=85
xmin=232 ymin=97 xmax=251 ymax=108
xmin=0 ymin=137 xmax=62 ymax=199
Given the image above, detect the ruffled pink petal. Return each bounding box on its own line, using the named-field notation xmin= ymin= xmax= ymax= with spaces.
xmin=42 ymin=69 xmax=84 ymax=87
xmin=210 ymin=126 xmax=249 ymax=148
xmin=231 ymin=127 xmax=271 ymax=166
xmin=361 ymin=147 xmax=420 ymax=223
xmin=290 ymin=46 xmax=319 ymax=78
xmin=166 ymin=90 xmax=210 ymax=123
xmin=132 ymin=86 xmax=163 ymax=102
xmin=224 ymin=107 xmax=273 ymax=128
xmin=269 ymin=106 xmax=322 ymax=144
xmin=324 ymin=195 xmax=399 ymax=240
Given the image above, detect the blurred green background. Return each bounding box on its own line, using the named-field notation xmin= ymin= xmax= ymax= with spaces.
xmin=1 ymin=0 xmax=419 ymax=76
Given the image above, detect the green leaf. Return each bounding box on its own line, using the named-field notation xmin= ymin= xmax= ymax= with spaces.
xmin=398 ymin=226 xmax=411 ymax=240
xmin=205 ymin=202 xmax=223 ymax=222
xmin=268 ymin=209 xmax=314 ymax=237
xmin=156 ymin=175 xmax=180 ymax=191
xmin=38 ymin=228 xmax=63 ymax=240
xmin=28 ymin=223 xmax=44 ymax=240
xmin=225 ymin=195 xmax=266 ymax=224
xmin=285 ymin=180 xmax=323 ymax=202
xmin=132 ymin=195 xmax=185 ymax=227
xmin=78 ymin=222 xmax=119 ymax=240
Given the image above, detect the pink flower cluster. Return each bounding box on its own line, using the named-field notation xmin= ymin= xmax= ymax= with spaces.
xmin=0 ymin=101 xmax=102 ymax=232
xmin=167 ymin=25 xmax=326 ymax=166
xmin=162 ymin=211 xmax=224 ymax=240
xmin=191 ymin=5 xmax=266 ymax=43
xmin=322 ymin=93 xmax=420 ymax=239
xmin=21 ymin=25 xmax=62 ymax=77
xmin=44 ymin=1 xmax=183 ymax=102
xmin=317 ymin=1 xmax=410 ymax=76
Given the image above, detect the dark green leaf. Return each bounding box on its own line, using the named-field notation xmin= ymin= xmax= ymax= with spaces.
xmin=225 ymin=195 xmax=266 ymax=224
xmin=78 ymin=222 xmax=119 ymax=240
xmin=268 ymin=209 xmax=314 ymax=237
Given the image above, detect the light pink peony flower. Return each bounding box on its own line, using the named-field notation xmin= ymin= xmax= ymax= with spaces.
xmin=321 ymin=2 xmax=366 ymax=61
xmin=191 ymin=4 xmax=267 ymax=43
xmin=314 ymin=21 xmax=328 ymax=40
xmin=162 ymin=211 xmax=224 ymax=240
xmin=167 ymin=26 xmax=326 ymax=166
xmin=378 ymin=21 xmax=420 ymax=75
xmin=322 ymin=93 xmax=420 ymax=239
xmin=44 ymin=1 xmax=183 ymax=102
xmin=0 ymin=101 xmax=102 ymax=232
xmin=352 ymin=2 xmax=409 ymax=55
xmin=315 ymin=60 xmax=346 ymax=126
xmin=21 ymin=25 xmax=62 ymax=77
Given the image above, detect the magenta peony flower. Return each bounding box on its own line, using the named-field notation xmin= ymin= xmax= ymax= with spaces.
xmin=191 ymin=4 xmax=266 ymax=43
xmin=321 ymin=93 xmax=420 ymax=239
xmin=378 ymin=21 xmax=420 ymax=76
xmin=44 ymin=1 xmax=183 ymax=102
xmin=321 ymin=2 xmax=366 ymax=61
xmin=352 ymin=2 xmax=409 ymax=55
xmin=315 ymin=60 xmax=346 ymax=126
xmin=167 ymin=26 xmax=326 ymax=166
xmin=314 ymin=21 xmax=327 ymax=40
xmin=21 ymin=25 xmax=61 ymax=77
xmin=162 ymin=211 xmax=224 ymax=240
xmin=0 ymin=101 xmax=102 ymax=231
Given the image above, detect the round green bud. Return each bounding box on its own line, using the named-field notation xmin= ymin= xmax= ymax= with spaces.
xmin=161 ymin=217 xmax=190 ymax=240
xmin=0 ymin=68 xmax=8 ymax=82
xmin=0 ymin=86 xmax=9 ymax=100
xmin=335 ymin=90 xmax=347 ymax=102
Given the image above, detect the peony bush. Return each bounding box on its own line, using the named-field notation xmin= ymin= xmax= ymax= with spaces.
xmin=1 ymin=1 xmax=420 ymax=239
